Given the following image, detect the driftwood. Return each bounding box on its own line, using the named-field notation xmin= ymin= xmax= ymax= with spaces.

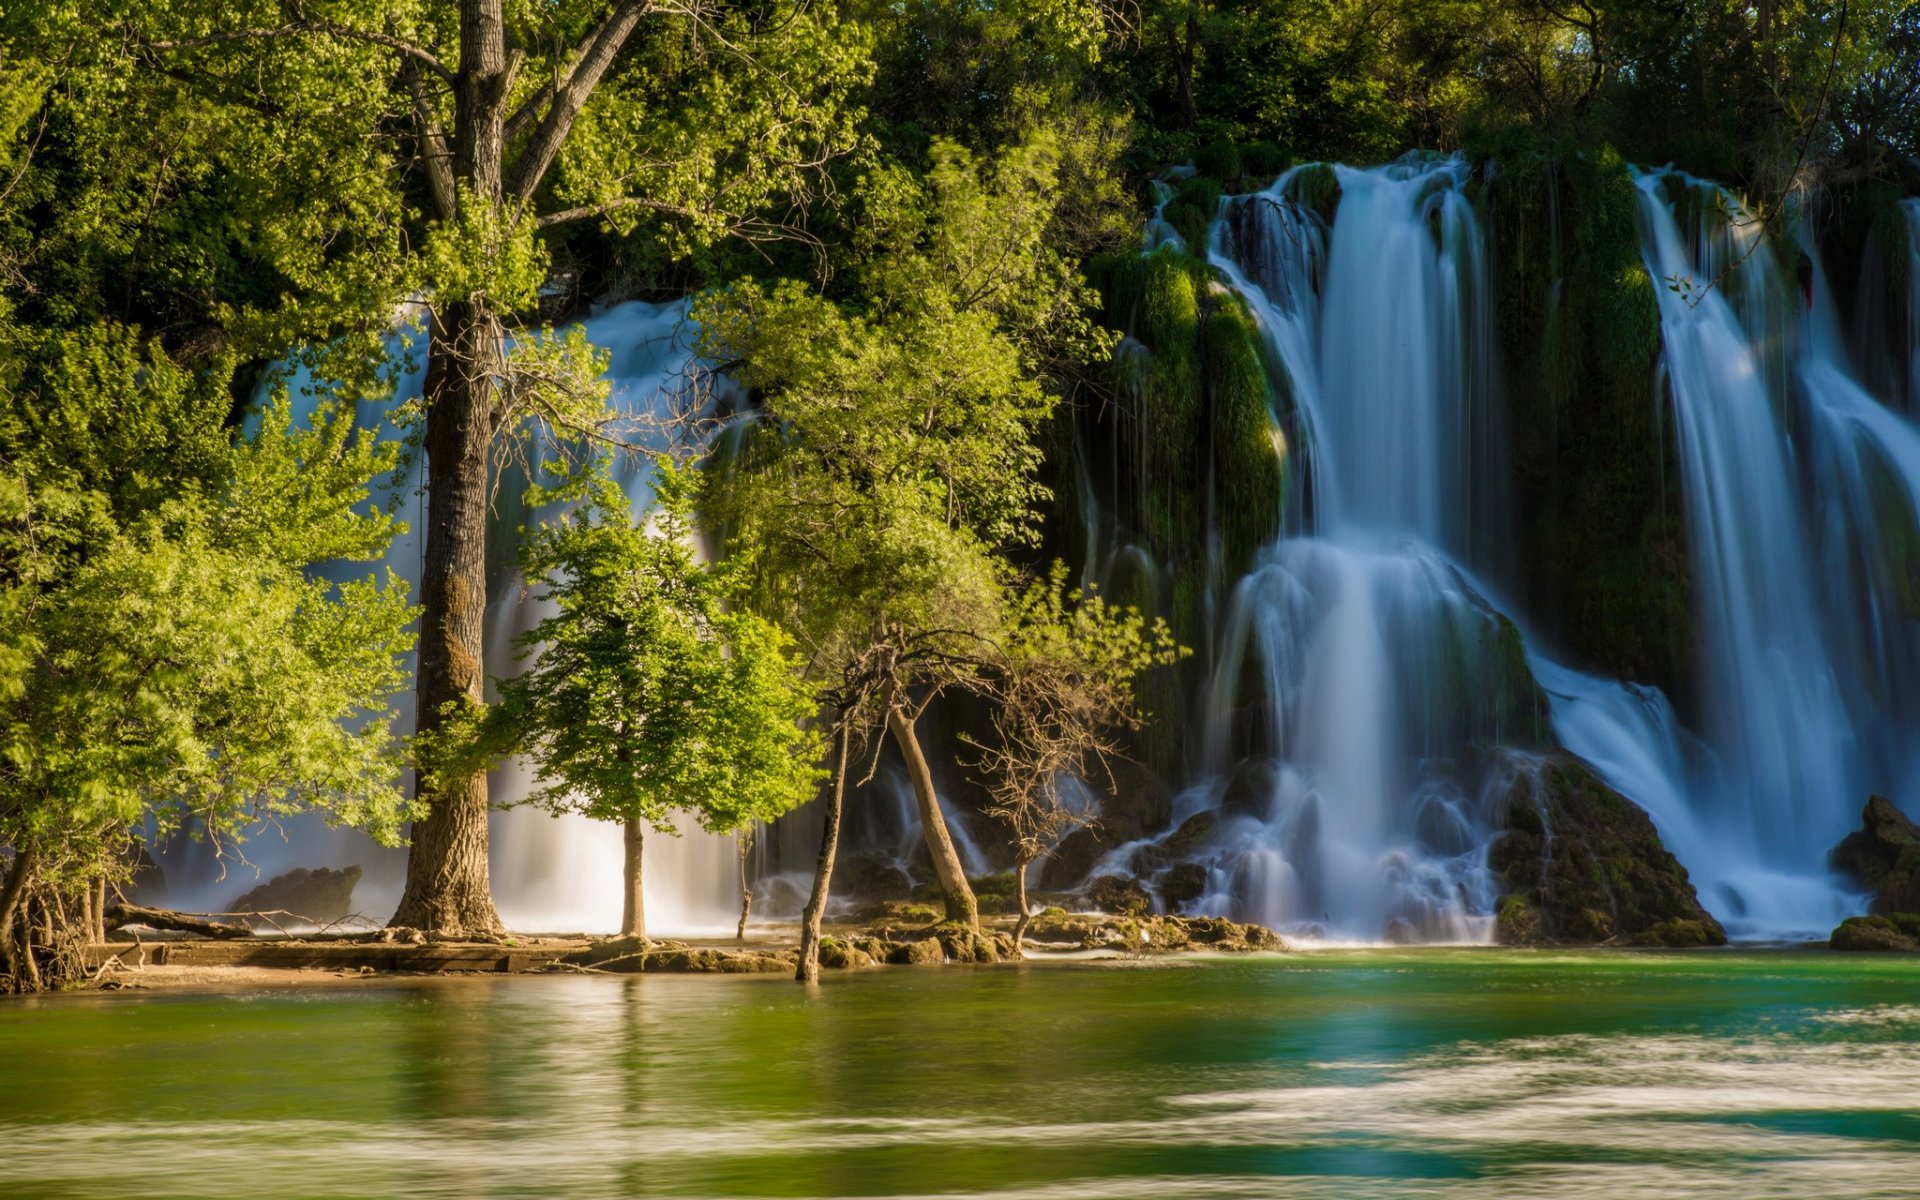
xmin=104 ymin=903 xmax=251 ymax=940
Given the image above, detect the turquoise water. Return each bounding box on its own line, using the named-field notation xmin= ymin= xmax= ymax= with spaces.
xmin=2 ymin=950 xmax=1918 ymax=1198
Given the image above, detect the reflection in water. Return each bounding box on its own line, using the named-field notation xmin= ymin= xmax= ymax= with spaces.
xmin=2 ymin=954 xmax=1918 ymax=1198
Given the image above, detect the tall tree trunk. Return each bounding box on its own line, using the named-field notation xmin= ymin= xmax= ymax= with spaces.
xmin=621 ymin=818 xmax=646 ymax=941
xmin=391 ymin=0 xmax=516 ymax=937
xmin=886 ymin=699 xmax=978 ymax=927
xmin=0 ymin=842 xmax=36 ymax=987
xmin=1013 ymin=856 xmax=1034 ymax=953
xmin=797 ymin=718 xmax=853 ymax=983
xmin=1170 ymin=12 xmax=1200 ymax=131
xmin=736 ymin=829 xmax=753 ymax=942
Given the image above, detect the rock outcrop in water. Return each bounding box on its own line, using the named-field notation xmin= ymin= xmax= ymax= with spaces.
xmin=1830 ymin=796 xmax=1920 ymax=914
xmin=1829 ymin=914 xmax=1920 ymax=952
xmin=229 ymin=866 xmax=364 ymax=927
xmin=1489 ymin=753 xmax=1725 ymax=946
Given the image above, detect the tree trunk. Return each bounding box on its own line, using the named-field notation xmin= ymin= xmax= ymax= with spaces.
xmin=389 ymin=0 xmax=515 ymax=940
xmin=736 ymin=829 xmax=753 ymax=942
xmin=621 ymin=818 xmax=646 ymax=941
xmin=887 ymin=699 xmax=978 ymax=927
xmin=1170 ymin=13 xmax=1200 ymax=131
xmin=797 ymin=718 xmax=853 ymax=983
xmin=1013 ymin=856 xmax=1034 ymax=953
xmin=105 ymin=904 xmax=252 ymax=939
xmin=0 ymin=843 xmax=36 ymax=987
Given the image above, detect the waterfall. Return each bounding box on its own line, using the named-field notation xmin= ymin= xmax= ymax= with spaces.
xmin=1180 ymin=157 xmax=1518 ymax=941
xmin=156 ymin=301 xmax=743 ymax=935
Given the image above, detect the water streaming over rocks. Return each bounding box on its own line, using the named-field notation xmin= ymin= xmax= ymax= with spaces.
xmin=157 ymin=156 xmax=1920 ymax=942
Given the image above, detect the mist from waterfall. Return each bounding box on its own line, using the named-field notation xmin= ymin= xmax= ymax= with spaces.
xmin=155 ymin=302 xmax=743 ymax=935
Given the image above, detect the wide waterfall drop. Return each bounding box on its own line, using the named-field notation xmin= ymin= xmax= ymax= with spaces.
xmin=153 ymin=302 xmax=742 ymax=935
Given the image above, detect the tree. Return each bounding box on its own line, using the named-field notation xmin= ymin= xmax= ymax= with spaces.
xmin=42 ymin=0 xmax=876 ymax=936
xmin=971 ymin=566 xmax=1182 ymax=949
xmin=696 ymin=133 xmax=1114 ymax=977
xmin=453 ymin=460 xmax=822 ymax=941
xmin=0 ymin=327 xmax=416 ymax=991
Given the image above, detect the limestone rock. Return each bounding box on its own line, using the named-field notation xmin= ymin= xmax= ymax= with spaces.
xmin=1487 ymin=751 xmax=1725 ymax=946
xmin=1160 ymin=862 xmax=1209 ymax=905
xmin=1829 ymin=913 xmax=1920 ymax=952
xmin=1830 ymin=796 xmax=1920 ymax=914
xmin=229 ymin=866 xmax=363 ymax=927
xmin=1085 ymin=874 xmax=1151 ymax=916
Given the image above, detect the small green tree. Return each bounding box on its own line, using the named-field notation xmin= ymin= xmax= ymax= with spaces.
xmin=972 ymin=566 xmax=1183 ymax=950
xmin=695 ymin=133 xmax=1116 ymax=978
xmin=478 ymin=461 xmax=823 ymax=941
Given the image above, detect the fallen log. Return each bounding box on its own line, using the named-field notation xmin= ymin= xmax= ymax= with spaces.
xmin=105 ymin=903 xmax=251 ymax=940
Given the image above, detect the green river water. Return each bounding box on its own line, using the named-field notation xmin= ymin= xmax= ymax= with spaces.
xmin=2 ymin=950 xmax=1917 ymax=1199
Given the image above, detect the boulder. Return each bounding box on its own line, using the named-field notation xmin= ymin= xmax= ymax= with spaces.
xmin=229 ymin=865 xmax=363 ymax=927
xmin=840 ymin=854 xmax=914 ymax=902
xmin=1160 ymin=862 xmax=1209 ymax=905
xmin=1220 ymin=757 xmax=1281 ymax=819
xmin=886 ymin=937 xmax=945 ymax=965
xmin=1487 ymin=752 xmax=1725 ymax=946
xmin=1131 ymin=811 xmax=1219 ymax=874
xmin=817 ymin=938 xmax=877 ymax=969
xmin=1829 ymin=913 xmax=1920 ymax=952
xmin=1038 ymin=760 xmax=1177 ymax=890
xmin=1086 ymin=874 xmax=1151 ymax=916
xmin=1830 ymin=796 xmax=1920 ymax=914
xmin=1039 ymin=827 xmax=1108 ymax=890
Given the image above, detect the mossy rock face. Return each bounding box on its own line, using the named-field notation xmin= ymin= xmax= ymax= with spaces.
xmin=1487 ymin=750 xmax=1725 ymax=946
xmin=1132 ymin=810 xmax=1220 ymax=875
xmin=817 ymin=938 xmax=877 ymax=970
xmin=229 ymin=866 xmax=362 ymax=927
xmin=1480 ymin=135 xmax=1691 ymax=704
xmin=1289 ymin=163 xmax=1341 ymax=224
xmin=1830 ymin=796 xmax=1920 ymax=914
xmin=1086 ymin=874 xmax=1152 ymax=916
xmin=1494 ymin=894 xmax=1545 ymax=945
xmin=1829 ymin=914 xmax=1920 ymax=952
xmin=885 ymin=938 xmax=945 ymax=966
xmin=840 ymin=853 xmax=914 ymax=902
xmin=1161 ymin=862 xmax=1209 ymax=905
xmin=564 ymin=939 xmax=795 ymax=974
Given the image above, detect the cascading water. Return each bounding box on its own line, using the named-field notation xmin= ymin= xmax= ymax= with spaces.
xmin=155 ymin=302 xmax=742 ymax=935
xmin=1540 ymin=173 xmax=1920 ymax=938
xmin=1163 ymin=157 xmax=1523 ymax=941
xmin=1139 ymin=157 xmax=1920 ymax=943
xmin=155 ymin=157 xmax=1920 ymax=945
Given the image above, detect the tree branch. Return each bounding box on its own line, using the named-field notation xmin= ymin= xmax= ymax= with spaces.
xmin=506 ymin=0 xmax=654 ymax=204
xmin=140 ymin=21 xmax=455 ymax=86
xmin=535 ymin=194 xmax=696 ymax=227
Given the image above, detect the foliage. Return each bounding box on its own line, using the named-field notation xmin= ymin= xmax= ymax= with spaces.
xmin=972 ymin=564 xmax=1184 ymax=876
xmin=463 ymin=460 xmax=822 ymax=840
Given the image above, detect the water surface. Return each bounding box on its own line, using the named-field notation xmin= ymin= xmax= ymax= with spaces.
xmin=3 ymin=950 xmax=1918 ymax=1198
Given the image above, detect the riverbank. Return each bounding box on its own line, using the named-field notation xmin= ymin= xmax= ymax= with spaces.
xmin=56 ymin=909 xmax=1289 ymax=992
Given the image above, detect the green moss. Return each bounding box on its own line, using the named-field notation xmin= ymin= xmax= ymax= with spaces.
xmin=1203 ymin=294 xmax=1283 ymax=578
xmin=1482 ymin=133 xmax=1691 ymax=702
xmin=1241 ymin=141 xmax=1286 ymax=182
xmin=1288 ymin=163 xmax=1341 ymax=224
xmin=1195 ymin=141 xmax=1243 ymax=188
xmin=1162 ymin=175 xmax=1224 ymax=249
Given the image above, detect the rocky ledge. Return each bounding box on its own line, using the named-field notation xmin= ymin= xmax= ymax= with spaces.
xmin=1827 ymin=796 xmax=1920 ymax=951
xmin=1488 ymin=751 xmax=1726 ymax=947
xmin=560 ymin=912 xmax=1285 ymax=974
